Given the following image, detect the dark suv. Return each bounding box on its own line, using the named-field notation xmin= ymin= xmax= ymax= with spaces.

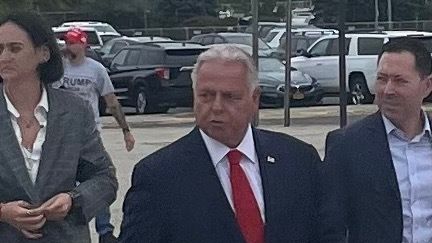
xmin=108 ymin=42 xmax=207 ymax=114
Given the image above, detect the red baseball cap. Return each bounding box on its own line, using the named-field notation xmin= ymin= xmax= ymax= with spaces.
xmin=64 ymin=28 xmax=88 ymax=45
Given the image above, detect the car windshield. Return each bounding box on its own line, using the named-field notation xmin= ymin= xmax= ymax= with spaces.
xmin=224 ymin=36 xmax=270 ymax=50
xmin=90 ymin=25 xmax=117 ymax=33
xmin=264 ymin=31 xmax=279 ymax=42
xmin=100 ymin=39 xmax=117 ymax=54
xmin=259 ymin=58 xmax=284 ymax=72
xmin=101 ymin=35 xmax=119 ymax=43
xmin=54 ymin=31 xmax=100 ymax=46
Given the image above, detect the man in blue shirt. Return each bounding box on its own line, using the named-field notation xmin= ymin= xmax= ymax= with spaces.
xmin=322 ymin=38 xmax=432 ymax=243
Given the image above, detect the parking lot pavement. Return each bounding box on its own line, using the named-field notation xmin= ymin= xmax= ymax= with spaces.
xmin=91 ymin=104 xmax=432 ymax=241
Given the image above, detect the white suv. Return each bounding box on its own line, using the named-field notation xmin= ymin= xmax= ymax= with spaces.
xmin=59 ymin=21 xmax=121 ymax=43
xmin=291 ymin=31 xmax=432 ymax=104
xmin=52 ymin=26 xmax=104 ymax=50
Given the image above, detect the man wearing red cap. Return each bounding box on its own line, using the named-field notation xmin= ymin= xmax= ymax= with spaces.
xmin=53 ymin=27 xmax=135 ymax=243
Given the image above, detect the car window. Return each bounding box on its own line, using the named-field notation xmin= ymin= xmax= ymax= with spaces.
xmin=309 ymin=39 xmax=331 ymax=56
xmin=190 ymin=36 xmax=202 ymax=43
xmin=224 ymin=36 xmax=270 ymax=50
xmin=54 ymin=30 xmax=100 ymax=46
xmin=91 ymin=25 xmax=116 ymax=33
xmin=124 ymin=50 xmax=141 ymax=66
xmin=327 ymin=38 xmax=351 ymax=56
xmin=264 ymin=31 xmax=279 ymax=42
xmin=85 ymin=31 xmax=100 ymax=45
xmin=111 ymin=49 xmax=128 ymax=67
xmin=99 ymin=38 xmax=116 ymax=55
xmin=139 ymin=49 xmax=164 ymax=65
xmin=111 ymin=41 xmax=128 ymax=54
xmin=259 ymin=58 xmax=284 ymax=72
xmin=165 ymin=49 xmax=206 ymax=66
xmin=306 ymin=37 xmax=320 ymax=47
xmin=295 ymin=38 xmax=308 ymax=51
xmin=213 ymin=36 xmax=225 ymax=44
xmin=202 ymin=36 xmax=215 ymax=45
xmin=358 ymin=38 xmax=384 ymax=55
xmin=101 ymin=35 xmax=119 ymax=43
xmin=260 ymin=26 xmax=274 ymax=38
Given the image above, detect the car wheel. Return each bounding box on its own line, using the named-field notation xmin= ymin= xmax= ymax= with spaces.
xmin=135 ymin=90 xmax=148 ymax=114
xmin=349 ymin=75 xmax=373 ymax=105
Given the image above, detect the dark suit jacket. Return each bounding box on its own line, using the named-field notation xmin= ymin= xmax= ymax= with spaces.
xmin=322 ymin=112 xmax=403 ymax=243
xmin=120 ymin=127 xmax=323 ymax=243
xmin=0 ymin=85 xmax=118 ymax=243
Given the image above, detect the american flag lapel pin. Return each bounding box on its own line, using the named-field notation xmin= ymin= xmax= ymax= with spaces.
xmin=267 ymin=156 xmax=275 ymax=163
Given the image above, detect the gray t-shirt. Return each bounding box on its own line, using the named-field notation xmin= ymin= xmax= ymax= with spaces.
xmin=52 ymin=57 xmax=114 ymax=130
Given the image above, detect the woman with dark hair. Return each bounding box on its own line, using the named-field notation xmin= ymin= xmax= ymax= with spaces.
xmin=0 ymin=12 xmax=118 ymax=242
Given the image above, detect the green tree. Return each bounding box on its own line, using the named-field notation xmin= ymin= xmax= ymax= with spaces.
xmin=154 ymin=0 xmax=217 ymax=27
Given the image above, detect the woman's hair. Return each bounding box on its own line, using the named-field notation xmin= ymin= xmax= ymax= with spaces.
xmin=0 ymin=11 xmax=63 ymax=83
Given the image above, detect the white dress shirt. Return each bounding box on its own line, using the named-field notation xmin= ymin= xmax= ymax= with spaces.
xmin=4 ymin=87 xmax=48 ymax=184
xmin=200 ymin=125 xmax=265 ymax=222
xmin=382 ymin=113 xmax=432 ymax=243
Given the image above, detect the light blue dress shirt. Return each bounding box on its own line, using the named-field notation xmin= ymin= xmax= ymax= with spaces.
xmin=382 ymin=113 xmax=432 ymax=243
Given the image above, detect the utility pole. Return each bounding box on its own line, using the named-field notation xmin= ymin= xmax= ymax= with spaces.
xmin=375 ymin=0 xmax=379 ymax=30
xmin=387 ymin=0 xmax=393 ymax=29
xmin=284 ymin=0 xmax=292 ymax=127
xmin=338 ymin=0 xmax=347 ymax=128
xmin=251 ymin=0 xmax=259 ymax=126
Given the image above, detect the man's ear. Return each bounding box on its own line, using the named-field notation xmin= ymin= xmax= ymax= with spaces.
xmin=252 ymin=86 xmax=261 ymax=107
xmin=423 ymin=74 xmax=432 ymax=99
xmin=39 ymin=45 xmax=50 ymax=63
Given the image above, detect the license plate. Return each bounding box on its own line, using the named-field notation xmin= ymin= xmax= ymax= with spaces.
xmin=293 ymin=91 xmax=305 ymax=100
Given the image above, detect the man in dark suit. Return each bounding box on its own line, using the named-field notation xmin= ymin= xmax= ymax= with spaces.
xmin=119 ymin=45 xmax=324 ymax=243
xmin=322 ymin=38 xmax=432 ymax=243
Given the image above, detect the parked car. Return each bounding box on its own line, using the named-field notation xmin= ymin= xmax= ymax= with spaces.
xmin=98 ymin=36 xmax=172 ymax=67
xmin=245 ymin=22 xmax=287 ymax=38
xmin=59 ymin=21 xmax=121 ymax=43
xmin=258 ymin=57 xmax=323 ymax=107
xmin=53 ymin=26 xmax=104 ymax=50
xmin=264 ymin=27 xmax=338 ymax=49
xmin=244 ymin=21 xmax=314 ymax=38
xmin=291 ymin=31 xmax=432 ymax=104
xmin=108 ymin=42 xmax=208 ymax=114
xmin=190 ymin=32 xmax=274 ymax=56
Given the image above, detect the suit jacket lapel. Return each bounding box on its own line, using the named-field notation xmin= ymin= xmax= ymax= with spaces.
xmin=365 ymin=112 xmax=401 ymax=202
xmin=0 ymin=86 xmax=37 ymax=202
xmin=34 ymin=87 xmax=67 ymax=200
xmin=182 ymin=128 xmax=244 ymax=242
xmin=252 ymin=127 xmax=280 ymax=241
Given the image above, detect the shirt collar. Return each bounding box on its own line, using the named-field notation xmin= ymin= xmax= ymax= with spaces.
xmin=3 ymin=85 xmax=49 ymax=118
xmin=200 ymin=124 xmax=258 ymax=168
xmin=382 ymin=111 xmax=431 ymax=139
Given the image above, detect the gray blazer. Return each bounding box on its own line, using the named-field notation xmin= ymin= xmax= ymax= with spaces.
xmin=0 ymin=85 xmax=118 ymax=243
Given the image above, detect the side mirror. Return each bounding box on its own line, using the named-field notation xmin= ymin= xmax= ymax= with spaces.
xmin=96 ymin=49 xmax=105 ymax=56
xmin=110 ymin=63 xmax=118 ymax=72
xmin=297 ymin=49 xmax=312 ymax=58
xmin=103 ymin=57 xmax=113 ymax=68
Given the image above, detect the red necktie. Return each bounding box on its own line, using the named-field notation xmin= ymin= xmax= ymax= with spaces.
xmin=227 ymin=149 xmax=264 ymax=243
